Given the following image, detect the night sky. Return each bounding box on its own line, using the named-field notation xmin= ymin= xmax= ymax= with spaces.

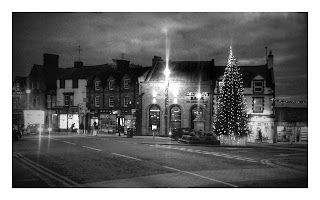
xmin=12 ymin=12 xmax=308 ymax=105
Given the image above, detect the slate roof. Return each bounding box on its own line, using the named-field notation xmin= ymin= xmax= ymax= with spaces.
xmin=145 ymin=60 xmax=215 ymax=82
xmin=58 ymin=64 xmax=113 ymax=80
xmin=213 ymin=65 xmax=274 ymax=87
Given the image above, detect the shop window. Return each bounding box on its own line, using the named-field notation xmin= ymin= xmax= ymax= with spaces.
xmin=73 ymin=79 xmax=78 ymax=88
xmin=109 ymin=80 xmax=114 ymax=90
xmin=60 ymin=80 xmax=65 ymax=88
xmin=253 ymin=97 xmax=263 ymax=113
xmin=124 ymin=96 xmax=130 ymax=107
xmin=95 ymin=96 xmax=100 ymax=107
xmin=253 ymin=81 xmax=264 ymax=93
xmin=149 ymin=105 xmax=160 ymax=132
xmin=109 ymin=96 xmax=114 ymax=107
xmin=95 ymin=81 xmax=100 ymax=90
xmin=36 ymin=82 xmax=40 ymax=89
xmin=170 ymin=106 xmax=181 ymax=130
xmin=64 ymin=94 xmax=74 ymax=106
xmin=124 ymin=79 xmax=129 ymax=89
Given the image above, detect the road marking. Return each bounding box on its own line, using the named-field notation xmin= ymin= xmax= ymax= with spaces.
xmin=163 ymin=165 xmax=238 ymax=187
xmin=82 ymin=146 xmax=102 ymax=151
xmin=275 ymin=153 xmax=305 ymax=157
xmin=111 ymin=153 xmax=142 ymax=161
xmin=13 ymin=152 xmax=79 ymax=187
xmin=63 ymin=141 xmax=76 ymax=145
xmin=157 ymin=145 xmax=257 ymax=163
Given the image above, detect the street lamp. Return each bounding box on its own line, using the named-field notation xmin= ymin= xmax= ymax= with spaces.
xmin=164 ymin=66 xmax=170 ymax=136
xmin=26 ymin=89 xmax=31 ymax=110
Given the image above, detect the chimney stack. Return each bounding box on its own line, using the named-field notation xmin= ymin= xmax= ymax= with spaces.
xmin=267 ymin=51 xmax=273 ymax=69
xmin=152 ymin=56 xmax=162 ymax=67
xmin=43 ymin=53 xmax=59 ymax=68
xmin=74 ymin=61 xmax=83 ymax=68
xmin=116 ymin=59 xmax=130 ymax=71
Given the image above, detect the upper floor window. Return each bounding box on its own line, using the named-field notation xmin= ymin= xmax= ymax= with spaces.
xmin=109 ymin=80 xmax=115 ymax=90
xmin=123 ymin=96 xmax=130 ymax=107
xmin=95 ymin=81 xmax=100 ymax=90
xmin=64 ymin=94 xmax=74 ymax=106
xmin=123 ymin=79 xmax=130 ymax=89
xmin=60 ymin=80 xmax=65 ymax=88
xmin=95 ymin=96 xmax=100 ymax=107
xmin=31 ymin=82 xmax=34 ymax=89
xmin=73 ymin=79 xmax=78 ymax=88
xmin=36 ymin=82 xmax=40 ymax=89
xmin=16 ymin=83 xmax=20 ymax=90
xmin=253 ymin=97 xmax=263 ymax=113
xmin=109 ymin=96 xmax=114 ymax=107
xmin=253 ymin=81 xmax=264 ymax=93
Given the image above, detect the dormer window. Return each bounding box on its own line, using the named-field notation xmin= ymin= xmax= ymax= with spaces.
xmin=95 ymin=81 xmax=100 ymax=90
xmin=109 ymin=80 xmax=115 ymax=90
xmin=124 ymin=79 xmax=129 ymax=89
xmin=253 ymin=81 xmax=264 ymax=93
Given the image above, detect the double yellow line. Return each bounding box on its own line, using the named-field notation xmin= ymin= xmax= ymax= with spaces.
xmin=13 ymin=152 xmax=80 ymax=187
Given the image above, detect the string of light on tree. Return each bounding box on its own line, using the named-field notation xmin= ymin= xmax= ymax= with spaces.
xmin=214 ymin=47 xmax=249 ymax=136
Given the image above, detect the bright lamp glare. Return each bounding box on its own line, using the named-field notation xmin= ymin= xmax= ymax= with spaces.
xmin=48 ymin=127 xmax=52 ymax=132
xmin=169 ymin=131 xmax=172 ymax=136
xmin=38 ymin=127 xmax=43 ymax=132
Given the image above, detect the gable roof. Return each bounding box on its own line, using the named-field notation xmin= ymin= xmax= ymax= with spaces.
xmin=213 ymin=65 xmax=273 ymax=87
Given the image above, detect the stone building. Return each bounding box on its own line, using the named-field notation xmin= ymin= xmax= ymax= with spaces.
xmin=139 ymin=57 xmax=215 ymax=136
xmin=55 ymin=61 xmax=112 ymax=132
xmin=86 ymin=59 xmax=150 ymax=135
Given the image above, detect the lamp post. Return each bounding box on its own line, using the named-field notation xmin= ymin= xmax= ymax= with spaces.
xmin=26 ymin=89 xmax=31 ymax=110
xmin=164 ymin=67 xmax=170 ymax=136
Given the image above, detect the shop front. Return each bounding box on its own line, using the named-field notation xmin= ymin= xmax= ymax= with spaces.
xmin=99 ymin=109 xmax=137 ymax=135
xmin=247 ymin=115 xmax=275 ymax=143
xmin=58 ymin=108 xmax=79 ymax=132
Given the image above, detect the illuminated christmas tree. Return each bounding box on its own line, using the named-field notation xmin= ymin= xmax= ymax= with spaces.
xmin=215 ymin=46 xmax=248 ymax=136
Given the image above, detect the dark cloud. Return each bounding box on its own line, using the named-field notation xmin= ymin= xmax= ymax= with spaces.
xmin=12 ymin=12 xmax=307 ymax=102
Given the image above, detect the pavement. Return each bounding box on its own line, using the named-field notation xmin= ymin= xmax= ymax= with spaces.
xmin=21 ymin=131 xmax=308 ymax=151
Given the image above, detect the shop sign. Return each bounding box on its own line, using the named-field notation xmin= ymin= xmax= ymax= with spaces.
xmin=68 ymin=114 xmax=73 ymax=119
xmin=185 ymin=92 xmax=210 ymax=96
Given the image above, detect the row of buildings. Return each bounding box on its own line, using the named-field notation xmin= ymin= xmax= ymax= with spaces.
xmin=12 ymin=51 xmax=307 ymax=143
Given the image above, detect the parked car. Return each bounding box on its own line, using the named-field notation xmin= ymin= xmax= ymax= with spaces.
xmin=25 ymin=124 xmax=50 ymax=134
xmin=13 ymin=129 xmax=22 ymax=141
xmin=169 ymin=128 xmax=194 ymax=140
xmin=179 ymin=132 xmax=220 ymax=145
